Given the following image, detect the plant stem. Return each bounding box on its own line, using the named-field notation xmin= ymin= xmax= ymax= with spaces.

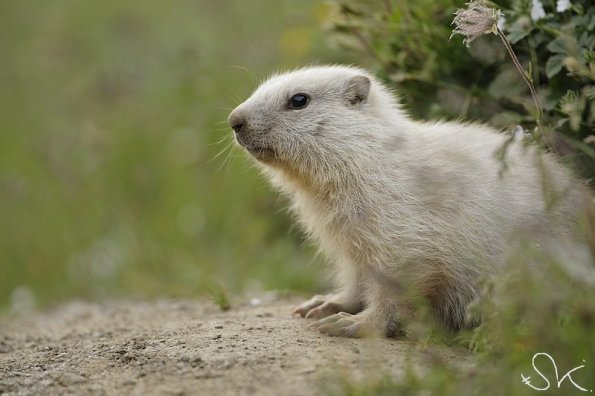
xmin=494 ymin=27 xmax=555 ymax=151
xmin=383 ymin=0 xmax=394 ymax=15
xmin=349 ymin=27 xmax=382 ymax=64
xmin=527 ymin=35 xmax=540 ymax=90
xmin=496 ymin=27 xmax=542 ymax=122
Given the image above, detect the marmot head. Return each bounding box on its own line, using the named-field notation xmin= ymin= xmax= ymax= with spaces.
xmin=228 ymin=65 xmax=398 ymax=181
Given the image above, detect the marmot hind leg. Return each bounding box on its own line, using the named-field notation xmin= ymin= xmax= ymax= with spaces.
xmin=430 ymin=284 xmax=481 ymax=331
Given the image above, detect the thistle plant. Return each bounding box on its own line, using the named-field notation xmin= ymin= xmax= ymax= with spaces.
xmin=451 ymin=2 xmax=502 ymax=46
xmin=452 ymin=1 xmax=543 ymax=128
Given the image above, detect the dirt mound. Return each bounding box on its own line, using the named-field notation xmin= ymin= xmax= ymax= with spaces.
xmin=0 ymin=297 xmax=471 ymax=395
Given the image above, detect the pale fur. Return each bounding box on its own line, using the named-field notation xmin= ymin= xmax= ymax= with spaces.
xmin=228 ymin=65 xmax=592 ymax=336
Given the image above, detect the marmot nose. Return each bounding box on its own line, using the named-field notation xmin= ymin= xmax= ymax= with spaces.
xmin=228 ymin=111 xmax=246 ymax=135
xmin=232 ymin=122 xmax=244 ymax=134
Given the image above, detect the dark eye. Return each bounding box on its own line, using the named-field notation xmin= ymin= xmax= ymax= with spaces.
xmin=288 ymin=93 xmax=310 ymax=109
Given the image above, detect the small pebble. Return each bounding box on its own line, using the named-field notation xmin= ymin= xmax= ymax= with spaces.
xmin=57 ymin=372 xmax=87 ymax=386
xmin=249 ymin=298 xmax=262 ymax=306
xmin=122 ymin=379 xmax=136 ymax=386
xmin=0 ymin=342 xmax=13 ymax=353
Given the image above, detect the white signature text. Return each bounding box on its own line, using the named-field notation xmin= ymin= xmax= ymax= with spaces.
xmin=521 ymin=352 xmax=591 ymax=392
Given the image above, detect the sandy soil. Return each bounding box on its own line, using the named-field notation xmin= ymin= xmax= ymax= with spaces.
xmin=0 ymin=296 xmax=472 ymax=396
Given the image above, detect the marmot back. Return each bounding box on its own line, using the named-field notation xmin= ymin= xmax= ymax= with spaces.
xmin=228 ymin=65 xmax=593 ymax=337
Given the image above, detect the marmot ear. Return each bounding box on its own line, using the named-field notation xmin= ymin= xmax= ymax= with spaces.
xmin=344 ymin=75 xmax=370 ymax=106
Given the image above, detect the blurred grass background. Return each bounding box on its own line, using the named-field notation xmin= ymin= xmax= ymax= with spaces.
xmin=0 ymin=0 xmax=353 ymax=311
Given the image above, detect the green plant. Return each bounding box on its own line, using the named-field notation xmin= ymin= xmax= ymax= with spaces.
xmin=206 ymin=283 xmax=231 ymax=311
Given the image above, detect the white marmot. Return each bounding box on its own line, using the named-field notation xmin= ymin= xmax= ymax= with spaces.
xmin=228 ymin=65 xmax=593 ymax=337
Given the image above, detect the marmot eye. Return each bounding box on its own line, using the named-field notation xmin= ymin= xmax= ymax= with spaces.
xmin=288 ymin=93 xmax=310 ymax=109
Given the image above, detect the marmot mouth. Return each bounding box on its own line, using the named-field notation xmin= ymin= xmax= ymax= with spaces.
xmin=234 ymin=134 xmax=277 ymax=162
xmin=245 ymin=146 xmax=277 ymax=161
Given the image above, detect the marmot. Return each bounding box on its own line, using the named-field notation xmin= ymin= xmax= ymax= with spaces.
xmin=228 ymin=65 xmax=592 ymax=337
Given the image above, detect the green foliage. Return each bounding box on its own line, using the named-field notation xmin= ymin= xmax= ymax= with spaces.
xmin=206 ymin=283 xmax=231 ymax=311
xmin=0 ymin=0 xmax=349 ymax=311
xmin=502 ymin=0 xmax=595 ymax=150
xmin=465 ymin=253 xmax=595 ymax=395
xmin=325 ymin=0 xmax=595 ymax=177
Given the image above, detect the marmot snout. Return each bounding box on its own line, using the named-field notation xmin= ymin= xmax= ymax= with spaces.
xmin=228 ymin=65 xmax=593 ymax=338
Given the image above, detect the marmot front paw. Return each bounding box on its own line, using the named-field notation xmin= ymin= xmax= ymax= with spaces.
xmin=292 ymin=294 xmax=358 ymax=319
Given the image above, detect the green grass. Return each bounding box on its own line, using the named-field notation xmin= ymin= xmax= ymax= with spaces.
xmin=0 ymin=0 xmax=351 ymax=310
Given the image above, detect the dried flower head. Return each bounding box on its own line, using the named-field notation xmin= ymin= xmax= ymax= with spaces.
xmin=451 ymin=1 xmax=503 ymax=46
